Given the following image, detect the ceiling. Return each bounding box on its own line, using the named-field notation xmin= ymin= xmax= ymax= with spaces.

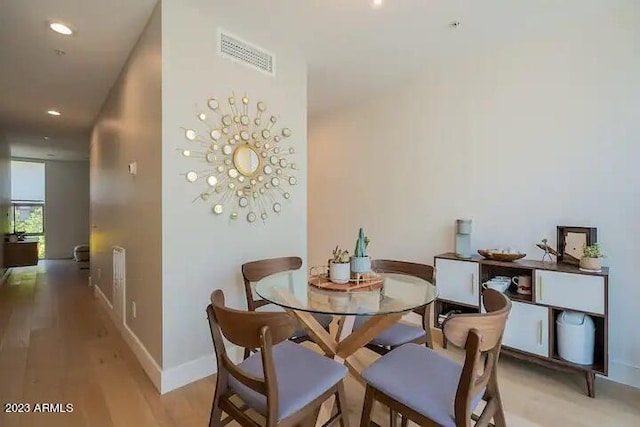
xmin=0 ymin=0 xmax=626 ymax=160
xmin=222 ymin=0 xmax=621 ymax=115
xmin=0 ymin=0 xmax=157 ymax=161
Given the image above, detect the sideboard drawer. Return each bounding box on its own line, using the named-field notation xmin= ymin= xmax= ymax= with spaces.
xmin=536 ymin=270 xmax=605 ymax=315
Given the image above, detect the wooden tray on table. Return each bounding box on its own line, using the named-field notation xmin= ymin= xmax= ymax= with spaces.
xmin=308 ymin=272 xmax=383 ymax=292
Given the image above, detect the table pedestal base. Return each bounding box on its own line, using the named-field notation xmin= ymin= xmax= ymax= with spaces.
xmin=284 ymin=310 xmax=404 ymax=427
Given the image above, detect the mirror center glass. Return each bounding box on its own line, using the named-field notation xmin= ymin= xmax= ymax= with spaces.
xmin=233 ymin=145 xmax=260 ymax=176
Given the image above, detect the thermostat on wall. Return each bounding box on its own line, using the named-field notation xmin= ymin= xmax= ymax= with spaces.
xmin=128 ymin=162 xmax=137 ymax=175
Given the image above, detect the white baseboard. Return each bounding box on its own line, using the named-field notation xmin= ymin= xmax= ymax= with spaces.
xmin=159 ymin=343 xmax=246 ymax=394
xmin=123 ymin=322 xmax=162 ymax=392
xmin=161 ymin=354 xmax=216 ymax=394
xmin=94 ymin=283 xmax=113 ymax=311
xmin=608 ymin=360 xmax=640 ymax=389
xmin=94 ymin=284 xmax=162 ymax=392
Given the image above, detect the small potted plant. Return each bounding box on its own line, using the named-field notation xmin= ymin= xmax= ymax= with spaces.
xmin=329 ymin=246 xmax=350 ymax=284
xmin=580 ymin=243 xmax=604 ymax=271
xmin=350 ymin=228 xmax=371 ymax=274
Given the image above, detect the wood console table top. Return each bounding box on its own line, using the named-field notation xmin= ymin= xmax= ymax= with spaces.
xmin=435 ymin=252 xmax=609 ymax=277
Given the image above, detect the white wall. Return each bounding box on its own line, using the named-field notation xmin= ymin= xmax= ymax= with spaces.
xmin=309 ymin=11 xmax=640 ymax=387
xmin=90 ymin=4 xmax=163 ymax=365
xmin=161 ymin=0 xmax=307 ymax=378
xmin=45 ymin=160 xmax=89 ymax=259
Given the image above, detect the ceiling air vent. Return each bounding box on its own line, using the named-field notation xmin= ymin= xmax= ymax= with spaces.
xmin=218 ymin=30 xmax=275 ymax=76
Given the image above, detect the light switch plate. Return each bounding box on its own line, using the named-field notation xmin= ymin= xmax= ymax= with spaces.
xmin=128 ymin=162 xmax=137 ymax=175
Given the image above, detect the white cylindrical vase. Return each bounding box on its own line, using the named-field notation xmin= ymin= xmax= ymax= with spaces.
xmin=329 ymin=262 xmax=350 ymax=284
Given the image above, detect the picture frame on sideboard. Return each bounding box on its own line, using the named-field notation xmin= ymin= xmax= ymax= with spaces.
xmin=557 ymin=226 xmax=597 ymax=265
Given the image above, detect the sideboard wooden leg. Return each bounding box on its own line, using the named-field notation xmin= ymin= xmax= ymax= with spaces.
xmin=585 ymin=371 xmax=596 ymax=398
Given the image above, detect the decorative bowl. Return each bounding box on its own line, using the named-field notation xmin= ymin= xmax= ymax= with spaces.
xmin=477 ymin=249 xmax=526 ymax=262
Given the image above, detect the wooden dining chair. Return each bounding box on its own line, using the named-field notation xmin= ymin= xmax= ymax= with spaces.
xmin=360 ymin=289 xmax=512 ymax=427
xmin=207 ymin=289 xmax=350 ymax=427
xmin=242 ymin=256 xmax=333 ymax=359
xmin=352 ymin=259 xmax=434 ymax=355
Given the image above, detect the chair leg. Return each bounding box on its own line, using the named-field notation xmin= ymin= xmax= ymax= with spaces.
xmin=400 ymin=416 xmax=408 ymax=427
xmin=209 ymin=393 xmax=223 ymax=427
xmin=360 ymin=385 xmax=375 ymax=427
xmin=491 ymin=394 xmax=507 ymax=427
xmin=243 ymin=347 xmax=251 ymax=360
xmin=336 ymin=381 xmax=350 ymax=427
xmin=487 ymin=372 xmax=506 ymax=427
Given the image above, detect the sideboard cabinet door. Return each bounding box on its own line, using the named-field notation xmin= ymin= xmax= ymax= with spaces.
xmin=536 ymin=270 xmax=605 ymax=315
xmin=503 ymin=301 xmax=549 ymax=357
xmin=435 ymin=259 xmax=479 ymax=307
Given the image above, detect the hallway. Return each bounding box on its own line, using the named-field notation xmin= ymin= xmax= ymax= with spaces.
xmin=0 ymin=261 xmax=214 ymax=427
xmin=1 ymin=262 xmax=639 ymax=427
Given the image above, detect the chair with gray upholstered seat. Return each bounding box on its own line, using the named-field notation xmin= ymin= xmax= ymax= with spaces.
xmin=207 ymin=289 xmax=349 ymax=427
xmin=359 ymin=289 xmax=512 ymax=427
xmin=242 ymin=256 xmax=333 ymax=359
xmin=353 ymin=259 xmax=434 ymax=355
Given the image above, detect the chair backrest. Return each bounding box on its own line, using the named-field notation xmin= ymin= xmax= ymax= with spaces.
xmin=442 ymin=289 xmax=511 ymax=425
xmin=371 ymin=259 xmax=434 ymax=282
xmin=242 ymin=257 xmax=303 ymax=311
xmin=207 ymin=289 xmax=296 ymax=422
xmin=372 ymin=259 xmax=434 ymax=319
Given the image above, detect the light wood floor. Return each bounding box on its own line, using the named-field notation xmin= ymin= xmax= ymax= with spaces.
xmin=0 ymin=261 xmax=638 ymax=427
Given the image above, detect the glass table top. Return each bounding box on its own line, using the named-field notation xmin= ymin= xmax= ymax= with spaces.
xmin=254 ymin=271 xmax=438 ymax=316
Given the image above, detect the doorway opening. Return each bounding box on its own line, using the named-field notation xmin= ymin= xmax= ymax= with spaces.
xmin=10 ymin=160 xmax=46 ymax=258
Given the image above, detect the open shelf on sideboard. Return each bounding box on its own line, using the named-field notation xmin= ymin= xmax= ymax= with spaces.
xmin=433 ymin=299 xmax=479 ymax=330
xmin=549 ymin=308 xmax=607 ymax=375
xmin=503 ymin=290 xmax=533 ymax=304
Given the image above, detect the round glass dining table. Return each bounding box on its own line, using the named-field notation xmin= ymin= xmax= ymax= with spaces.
xmin=255 ymin=270 xmax=437 ymax=426
xmin=255 ymin=271 xmax=438 ymax=316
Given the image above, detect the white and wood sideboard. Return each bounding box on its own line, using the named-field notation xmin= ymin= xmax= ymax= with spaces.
xmin=434 ymin=252 xmax=609 ymax=398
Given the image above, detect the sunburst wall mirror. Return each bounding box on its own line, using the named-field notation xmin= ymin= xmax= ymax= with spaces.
xmin=179 ymin=93 xmax=298 ymax=223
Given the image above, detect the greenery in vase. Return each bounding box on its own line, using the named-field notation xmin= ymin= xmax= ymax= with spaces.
xmin=330 ymin=246 xmax=350 ymax=264
xmin=583 ymin=243 xmax=604 ymax=259
xmin=354 ymin=228 xmax=370 ymax=257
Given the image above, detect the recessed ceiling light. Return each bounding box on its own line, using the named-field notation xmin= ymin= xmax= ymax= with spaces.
xmin=49 ymin=22 xmax=74 ymax=36
xmin=371 ymin=0 xmax=383 ymax=8
xmin=47 ymin=110 xmax=61 ymax=116
xmin=44 ymin=136 xmax=49 ymax=140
